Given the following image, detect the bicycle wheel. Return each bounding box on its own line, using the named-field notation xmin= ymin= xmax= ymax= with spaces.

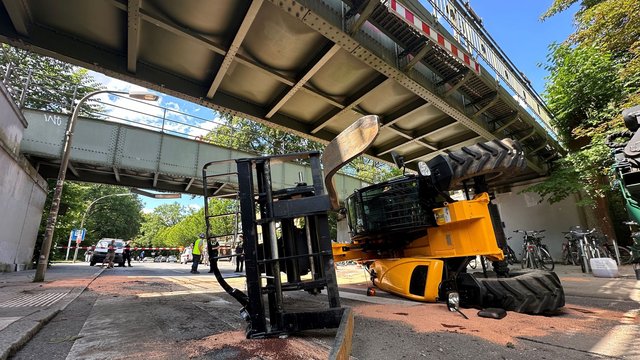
xmin=562 ymin=247 xmax=570 ymax=265
xmin=521 ymin=251 xmax=528 ymax=269
xmin=539 ymin=247 xmax=555 ymax=271
xmin=506 ymin=246 xmax=518 ymax=265
xmin=578 ymin=245 xmax=588 ymax=273
xmin=616 ymin=246 xmax=633 ymax=265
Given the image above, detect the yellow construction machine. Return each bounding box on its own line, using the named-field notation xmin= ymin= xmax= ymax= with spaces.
xmin=204 ymin=115 xmax=563 ymax=339
xmin=327 ymin=116 xmax=565 ymax=314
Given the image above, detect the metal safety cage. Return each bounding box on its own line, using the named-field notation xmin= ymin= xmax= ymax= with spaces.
xmin=346 ymin=176 xmax=436 ymax=237
xmin=202 ymin=152 xmax=344 ymax=339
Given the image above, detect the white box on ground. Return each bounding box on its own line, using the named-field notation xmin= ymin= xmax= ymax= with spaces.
xmin=590 ymin=258 xmax=619 ymax=278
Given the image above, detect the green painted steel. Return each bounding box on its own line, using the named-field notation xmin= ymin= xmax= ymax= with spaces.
xmin=19 ymin=109 xmax=367 ymax=199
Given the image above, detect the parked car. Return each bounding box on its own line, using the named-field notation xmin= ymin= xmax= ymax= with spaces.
xmin=90 ymin=239 xmax=125 ymax=267
xmin=180 ymin=248 xmax=193 ymax=264
xmin=167 ymin=255 xmax=177 ymax=263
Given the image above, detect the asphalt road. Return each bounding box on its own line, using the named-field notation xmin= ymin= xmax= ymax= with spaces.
xmin=10 ymin=261 xmax=640 ymax=359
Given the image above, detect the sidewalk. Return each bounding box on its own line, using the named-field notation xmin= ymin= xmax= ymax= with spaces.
xmin=0 ymin=263 xmax=103 ymax=360
xmin=553 ymin=263 xmax=640 ymax=302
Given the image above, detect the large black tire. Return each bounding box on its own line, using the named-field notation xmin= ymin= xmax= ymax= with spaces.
xmin=475 ymin=269 xmax=565 ymax=314
xmin=442 ymin=139 xmax=527 ymax=188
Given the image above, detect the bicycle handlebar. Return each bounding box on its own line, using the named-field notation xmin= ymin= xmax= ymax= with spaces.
xmin=569 ymin=228 xmax=596 ymax=236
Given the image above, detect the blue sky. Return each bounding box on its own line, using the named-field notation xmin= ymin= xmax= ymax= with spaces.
xmin=90 ymin=1 xmax=577 ymax=212
xmin=463 ymin=0 xmax=577 ymax=94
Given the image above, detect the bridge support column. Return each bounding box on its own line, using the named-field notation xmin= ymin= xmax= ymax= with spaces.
xmin=0 ymin=82 xmax=48 ymax=272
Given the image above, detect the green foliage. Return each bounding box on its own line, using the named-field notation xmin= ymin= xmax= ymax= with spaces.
xmin=147 ymin=199 xmax=236 ymax=248
xmin=526 ymin=136 xmax=611 ymax=205
xmin=204 ymin=115 xmax=323 ymax=155
xmin=0 ymin=44 xmax=104 ymax=113
xmin=83 ymin=185 xmax=143 ymax=242
xmin=541 ymin=0 xmax=603 ymax=20
xmin=527 ymin=0 xmax=639 ymax=208
xmin=544 ymin=44 xmax=623 ymax=145
xmin=36 ymin=183 xmax=143 ymax=261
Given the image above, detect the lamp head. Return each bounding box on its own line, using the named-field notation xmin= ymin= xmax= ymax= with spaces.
xmin=128 ymin=90 xmax=159 ymax=101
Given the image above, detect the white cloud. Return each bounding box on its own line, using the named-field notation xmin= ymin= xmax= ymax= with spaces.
xmin=188 ymin=204 xmax=202 ymax=211
xmin=86 ymin=70 xmax=221 ymax=139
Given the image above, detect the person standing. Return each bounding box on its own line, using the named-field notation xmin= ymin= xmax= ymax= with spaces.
xmin=123 ymin=241 xmax=132 ymax=267
xmin=191 ymin=233 xmax=204 ymax=274
xmin=235 ymin=237 xmax=244 ymax=273
xmin=207 ymin=238 xmax=220 ymax=273
xmin=103 ymin=239 xmax=116 ymax=269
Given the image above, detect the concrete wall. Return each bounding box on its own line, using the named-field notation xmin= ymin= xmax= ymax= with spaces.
xmin=494 ymin=183 xmax=586 ymax=261
xmin=0 ymin=82 xmax=48 ymax=272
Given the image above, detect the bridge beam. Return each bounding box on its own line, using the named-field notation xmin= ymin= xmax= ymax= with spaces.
xmin=404 ymin=133 xmax=483 ymax=163
xmin=311 ymin=76 xmax=390 ymax=134
xmin=127 ymin=0 xmax=141 ymax=73
xmin=109 ymin=0 xmax=342 ymax=110
xmin=113 ymin=167 xmax=121 ymax=182
xmin=347 ymin=0 xmax=379 ymax=35
xmin=495 ymin=112 xmax=520 ymax=133
xmin=266 ymin=43 xmax=340 ymax=119
xmin=380 ymin=99 xmax=430 ymax=129
xmin=403 ymin=43 xmax=433 ymax=72
xmin=376 ymin=118 xmax=454 ymax=156
xmin=3 ymin=0 xmax=31 ymax=36
xmin=68 ymin=162 xmax=79 ymax=178
xmin=185 ymin=177 xmax=195 ymax=192
xmin=472 ymin=94 xmax=499 ymax=118
xmin=206 ymin=0 xmax=263 ymax=99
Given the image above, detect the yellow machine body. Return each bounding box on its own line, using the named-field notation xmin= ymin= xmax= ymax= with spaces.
xmin=404 ymin=193 xmax=504 ymax=262
xmin=369 ymin=257 xmax=444 ymax=302
xmin=333 ymin=193 xmax=503 ymax=302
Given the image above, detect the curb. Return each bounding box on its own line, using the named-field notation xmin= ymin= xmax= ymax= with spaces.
xmin=0 ymin=267 xmax=105 ymax=360
xmin=329 ymin=308 xmax=354 ymax=360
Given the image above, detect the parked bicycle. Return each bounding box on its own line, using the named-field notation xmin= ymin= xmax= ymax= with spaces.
xmin=515 ymin=229 xmax=554 ymax=271
xmin=566 ymin=226 xmax=597 ymax=273
xmin=589 ymin=228 xmax=633 ymax=265
xmin=561 ymin=232 xmax=580 ymax=266
xmin=503 ymin=238 xmax=519 ymax=265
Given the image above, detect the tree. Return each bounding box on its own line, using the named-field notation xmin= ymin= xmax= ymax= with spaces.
xmin=0 ymin=44 xmax=104 ymax=113
xmin=135 ymin=203 xmax=189 ymax=247
xmin=529 ymin=0 xmax=640 ymax=240
xmin=152 ymin=203 xmax=187 ymax=227
xmin=34 ymin=182 xmax=144 ymax=261
xmin=83 ymin=185 xmax=143 ymax=241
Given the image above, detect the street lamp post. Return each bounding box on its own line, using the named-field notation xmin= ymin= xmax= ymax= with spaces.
xmin=34 ymin=90 xmax=159 ymax=282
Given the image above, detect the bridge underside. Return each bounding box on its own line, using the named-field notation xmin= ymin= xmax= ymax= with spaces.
xmin=0 ymin=0 xmax=562 ymax=189
xmin=28 ymin=155 xmax=217 ymax=196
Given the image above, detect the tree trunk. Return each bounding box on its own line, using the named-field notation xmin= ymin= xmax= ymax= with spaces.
xmin=579 ymin=176 xmax=616 ymax=240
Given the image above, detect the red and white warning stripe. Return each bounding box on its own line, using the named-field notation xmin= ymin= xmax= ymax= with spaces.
xmin=56 ymin=246 xmax=184 ymax=250
xmin=389 ymin=0 xmax=480 ymax=75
